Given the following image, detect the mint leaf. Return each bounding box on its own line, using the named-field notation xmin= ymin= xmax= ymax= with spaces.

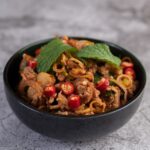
xmin=37 ymin=38 xmax=77 ymax=72
xmin=76 ymin=44 xmax=121 ymax=67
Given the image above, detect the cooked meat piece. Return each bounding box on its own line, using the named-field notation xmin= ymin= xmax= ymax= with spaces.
xmin=67 ymin=59 xmax=78 ymax=68
xmin=47 ymin=97 xmax=55 ymax=105
xmin=20 ymin=54 xmax=33 ymax=71
xmin=21 ymin=67 xmax=37 ymax=80
xmin=55 ymin=83 xmax=62 ymax=90
xmin=106 ymin=86 xmax=121 ymax=109
xmin=93 ymin=88 xmax=100 ymax=98
xmin=27 ymin=81 xmax=43 ymax=106
xmin=68 ymin=39 xmax=94 ymax=49
xmin=62 ymin=36 xmax=94 ymax=50
xmin=98 ymin=66 xmax=109 ymax=77
xmin=61 ymin=35 xmax=69 ymax=44
xmin=37 ymin=72 xmax=56 ymax=87
xmin=18 ymin=79 xmax=44 ymax=106
xmin=73 ymin=78 xmax=94 ymax=103
xmin=57 ymin=92 xmax=68 ymax=109
xmin=56 ymin=73 xmax=66 ymax=81
xmin=87 ymin=61 xmax=98 ymax=74
xmin=18 ymin=79 xmax=30 ymax=95
xmin=128 ymin=80 xmax=138 ymax=98
xmin=18 ymin=79 xmax=39 ymax=96
xmin=56 ymin=111 xmax=69 ymax=116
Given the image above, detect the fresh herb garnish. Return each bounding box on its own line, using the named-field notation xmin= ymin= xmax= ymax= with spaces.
xmin=105 ymin=91 xmax=113 ymax=97
xmin=37 ymin=38 xmax=121 ymax=72
xmin=76 ymin=44 xmax=121 ymax=68
xmin=37 ymin=38 xmax=77 ymax=72
xmin=94 ymin=73 xmax=102 ymax=83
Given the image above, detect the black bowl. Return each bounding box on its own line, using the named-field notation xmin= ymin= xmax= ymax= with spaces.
xmin=3 ymin=37 xmax=146 ymax=140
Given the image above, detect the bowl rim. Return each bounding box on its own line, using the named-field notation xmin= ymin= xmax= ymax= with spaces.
xmin=3 ymin=37 xmax=147 ymax=120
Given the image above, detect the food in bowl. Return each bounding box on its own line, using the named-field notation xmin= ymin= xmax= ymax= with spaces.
xmin=4 ymin=36 xmax=146 ymax=140
xmin=18 ymin=36 xmax=138 ymax=116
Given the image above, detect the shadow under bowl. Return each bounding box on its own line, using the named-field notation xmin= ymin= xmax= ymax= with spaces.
xmin=3 ymin=37 xmax=146 ymax=141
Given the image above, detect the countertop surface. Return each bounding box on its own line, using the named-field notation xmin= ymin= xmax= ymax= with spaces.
xmin=0 ymin=0 xmax=150 ymax=149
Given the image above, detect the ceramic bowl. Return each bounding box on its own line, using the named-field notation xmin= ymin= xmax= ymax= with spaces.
xmin=3 ymin=37 xmax=146 ymax=140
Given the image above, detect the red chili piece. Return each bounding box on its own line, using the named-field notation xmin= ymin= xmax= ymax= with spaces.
xmin=27 ymin=60 xmax=37 ymax=69
xmin=35 ymin=48 xmax=41 ymax=56
xmin=61 ymin=82 xmax=74 ymax=95
xmin=44 ymin=85 xmax=56 ymax=97
xmin=96 ymin=78 xmax=109 ymax=92
xmin=124 ymin=68 xmax=136 ymax=79
xmin=68 ymin=95 xmax=81 ymax=110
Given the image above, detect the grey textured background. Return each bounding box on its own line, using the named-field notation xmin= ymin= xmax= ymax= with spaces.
xmin=0 ymin=0 xmax=150 ymax=149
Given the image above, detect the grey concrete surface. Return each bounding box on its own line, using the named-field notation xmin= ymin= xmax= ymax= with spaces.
xmin=0 ymin=0 xmax=150 ymax=149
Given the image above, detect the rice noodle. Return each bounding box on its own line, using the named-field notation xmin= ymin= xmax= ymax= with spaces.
xmin=89 ymin=98 xmax=106 ymax=113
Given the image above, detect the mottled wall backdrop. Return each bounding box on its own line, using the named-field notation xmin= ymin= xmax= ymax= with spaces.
xmin=0 ymin=0 xmax=149 ymax=150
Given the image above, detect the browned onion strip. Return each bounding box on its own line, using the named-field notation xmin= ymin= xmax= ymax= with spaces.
xmin=110 ymin=78 xmax=127 ymax=103
xmin=107 ymin=86 xmax=120 ymax=109
xmin=122 ymin=57 xmax=132 ymax=62
xmin=53 ymin=63 xmax=65 ymax=73
xmin=89 ymin=99 xmax=106 ymax=113
xmin=69 ymin=57 xmax=85 ymax=69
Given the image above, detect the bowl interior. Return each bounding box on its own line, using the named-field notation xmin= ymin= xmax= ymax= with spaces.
xmin=4 ymin=37 xmax=146 ymax=117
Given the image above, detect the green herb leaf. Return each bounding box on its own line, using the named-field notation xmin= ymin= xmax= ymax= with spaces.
xmin=94 ymin=73 xmax=102 ymax=83
xmin=105 ymin=91 xmax=114 ymax=97
xmin=76 ymin=44 xmax=121 ymax=67
xmin=37 ymin=38 xmax=77 ymax=72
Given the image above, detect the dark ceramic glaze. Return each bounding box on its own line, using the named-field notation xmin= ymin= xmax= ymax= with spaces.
xmin=3 ymin=37 xmax=146 ymax=140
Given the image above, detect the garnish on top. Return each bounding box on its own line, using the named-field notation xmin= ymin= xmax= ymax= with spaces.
xmin=37 ymin=37 xmax=121 ymax=72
